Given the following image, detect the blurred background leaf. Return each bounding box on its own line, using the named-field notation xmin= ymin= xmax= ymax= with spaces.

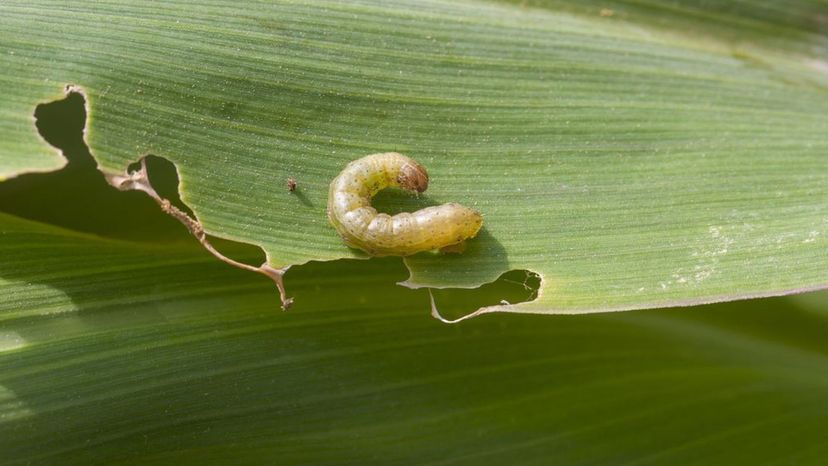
xmin=2 ymin=209 xmax=828 ymax=464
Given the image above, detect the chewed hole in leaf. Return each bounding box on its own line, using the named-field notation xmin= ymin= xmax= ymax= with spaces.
xmin=130 ymin=153 xmax=268 ymax=269
xmin=130 ymin=154 xmax=194 ymax=218
xmin=0 ymin=91 xmax=186 ymax=241
xmin=429 ymin=269 xmax=541 ymax=322
xmin=11 ymin=89 xmax=279 ymax=301
xmin=283 ymin=257 xmax=541 ymax=321
xmin=34 ymin=92 xmax=88 ymax=167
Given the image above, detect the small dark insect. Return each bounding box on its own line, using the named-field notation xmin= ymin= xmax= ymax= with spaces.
xmin=287 ymin=177 xmax=297 ymax=192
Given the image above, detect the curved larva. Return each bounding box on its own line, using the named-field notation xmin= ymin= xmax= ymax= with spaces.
xmin=327 ymin=153 xmax=483 ymax=256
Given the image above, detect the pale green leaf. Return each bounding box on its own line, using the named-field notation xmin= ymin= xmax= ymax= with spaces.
xmin=0 ymin=84 xmax=66 ymax=180
xmin=1 ymin=1 xmax=827 ymax=314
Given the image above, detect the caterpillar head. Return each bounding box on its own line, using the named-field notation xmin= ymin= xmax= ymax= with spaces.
xmin=397 ymin=159 xmax=429 ymax=193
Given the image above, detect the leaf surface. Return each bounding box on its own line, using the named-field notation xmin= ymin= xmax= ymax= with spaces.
xmin=1 ymin=1 xmax=827 ymax=313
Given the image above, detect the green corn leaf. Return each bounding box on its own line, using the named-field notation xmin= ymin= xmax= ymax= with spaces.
xmin=1 ymin=1 xmax=826 ymax=314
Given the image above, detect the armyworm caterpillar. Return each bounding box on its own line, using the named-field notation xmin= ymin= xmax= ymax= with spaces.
xmin=327 ymin=153 xmax=483 ymax=256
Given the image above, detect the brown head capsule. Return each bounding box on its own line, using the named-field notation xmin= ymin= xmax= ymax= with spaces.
xmin=397 ymin=160 xmax=429 ymax=193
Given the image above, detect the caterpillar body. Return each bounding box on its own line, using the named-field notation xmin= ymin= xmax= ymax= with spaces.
xmin=327 ymin=153 xmax=483 ymax=256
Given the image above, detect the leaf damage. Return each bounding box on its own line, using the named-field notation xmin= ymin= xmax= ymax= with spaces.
xmin=13 ymin=88 xmax=544 ymax=320
xmin=105 ymin=156 xmax=294 ymax=310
